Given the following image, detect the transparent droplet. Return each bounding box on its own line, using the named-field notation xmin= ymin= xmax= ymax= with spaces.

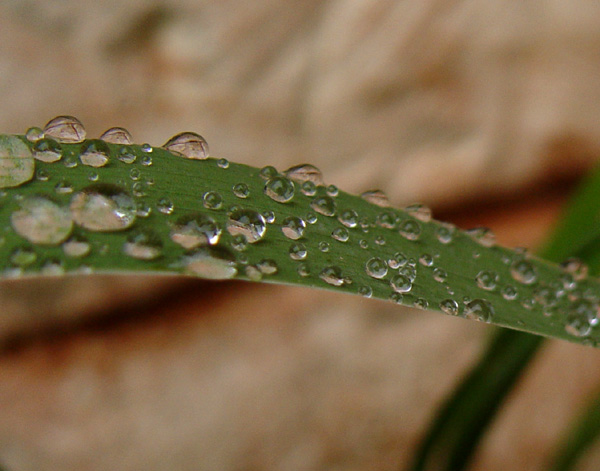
xmin=358 ymin=285 xmax=373 ymax=298
xmin=170 ymin=214 xmax=221 ymax=249
xmin=41 ymin=258 xmax=65 ymax=276
xmin=233 ymin=183 xmax=250 ymax=198
xmin=433 ymin=268 xmax=447 ymax=283
xmin=43 ymin=115 xmax=86 ymax=143
xmin=88 ymin=171 xmax=99 ymax=182
xmin=259 ymin=166 xmax=278 ymax=180
xmin=0 ymin=135 xmax=34 ymax=189
xmin=436 ymin=223 xmax=455 ymax=244
xmin=70 ymin=184 xmax=136 ymax=232
xmin=301 ymin=181 xmax=317 ymax=196
xmin=320 ymin=266 xmax=345 ymax=286
xmin=476 ymin=270 xmax=499 ymax=291
xmin=511 ymin=259 xmax=537 ymax=285
xmin=440 ymin=299 xmax=459 ymax=315
xmin=359 ymin=239 xmax=369 ymax=249
xmin=360 ymin=190 xmax=390 ymax=207
xmin=245 ymin=265 xmax=262 ymax=281
xmin=281 ymin=216 xmax=306 ymax=240
xmin=136 ymin=201 xmax=152 ymax=217
xmin=129 ymin=168 xmax=141 ymax=181
xmin=117 ymin=147 xmax=136 ymax=164
xmin=257 ymin=259 xmax=278 ymax=275
xmin=297 ymin=263 xmax=310 ymax=277
xmin=80 ymin=139 xmax=111 ymax=167
xmin=181 ymin=247 xmax=237 ymax=279
xmin=10 ymin=247 xmax=37 ymax=266
xmin=564 ymin=299 xmax=598 ymax=337
xmin=284 ymin=164 xmax=324 ymax=186
xmin=123 ymin=229 xmax=162 ymax=260
xmin=264 ymin=176 xmax=295 ymax=203
xmin=63 ymin=156 xmax=78 ymax=168
xmin=100 ymin=127 xmax=133 ymax=145
xmin=338 ymin=209 xmax=359 ymax=228
xmin=262 ymin=210 xmax=275 ymax=223
xmin=140 ymin=154 xmax=152 ymax=166
xmin=217 ymin=158 xmax=229 ymax=169
xmin=141 ymin=143 xmax=153 ymax=153
xmin=227 ymin=209 xmax=267 ymax=243
xmin=500 ymin=285 xmax=517 ymax=301
xmin=565 ymin=315 xmax=592 ymax=337
xmin=376 ymin=211 xmax=397 ymax=229
xmin=399 ymin=219 xmax=421 ymax=241
xmin=163 ymin=132 xmax=209 ymax=159
xmin=465 ymin=299 xmax=494 ymax=323
xmin=289 ymin=242 xmax=307 ymax=260
xmin=203 ymin=191 xmax=223 ymax=210
xmin=310 ymin=196 xmax=336 ymax=217
xmin=318 ymin=241 xmax=330 ymax=252
xmin=62 ymin=237 xmax=91 ymax=258
xmin=533 ymin=285 xmax=560 ymax=307
xmin=414 ymin=298 xmax=429 ymax=310
xmin=365 ymin=257 xmax=388 ymax=279
xmin=332 ymin=227 xmax=349 ymax=242
xmin=11 ymin=196 xmax=73 ymax=245
xmin=375 ymin=235 xmax=386 ymax=245
xmin=326 ymin=184 xmax=338 ymax=196
xmin=399 ymin=265 xmax=417 ymax=281
xmin=25 ymin=127 xmax=44 ymax=142
xmin=419 ymin=253 xmax=433 ymax=267
xmin=36 ymin=169 xmax=49 ymax=181
xmin=560 ymin=257 xmax=588 ymax=281
xmin=466 ymin=227 xmax=496 ymax=247
xmin=405 ymin=203 xmax=431 ymax=222
xmin=389 ymin=293 xmax=403 ymax=304
xmin=306 ymin=212 xmax=318 ymax=224
xmin=55 ymin=179 xmax=73 ymax=194
xmin=157 ymin=197 xmax=174 ymax=215
xmin=389 ymin=252 xmax=407 ymax=269
xmin=231 ymin=234 xmax=248 ymax=251
xmin=33 ymin=138 xmax=63 ymax=163
xmin=390 ymin=274 xmax=412 ymax=293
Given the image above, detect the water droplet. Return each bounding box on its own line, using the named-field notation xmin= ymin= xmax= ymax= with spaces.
xmin=259 ymin=166 xmax=278 ymax=179
xmin=0 ymin=135 xmax=34 ymax=188
xmin=284 ymin=164 xmax=324 ymax=186
xmin=245 ymin=265 xmax=262 ymax=281
xmin=227 ymin=209 xmax=267 ymax=243
xmin=319 ymin=241 xmax=330 ymax=252
xmin=332 ymin=227 xmax=349 ymax=242
xmin=466 ymin=227 xmax=496 ymax=247
xmin=289 ymin=242 xmax=307 ymax=260
xmin=117 ymin=147 xmax=137 ymax=164
xmin=43 ymin=115 xmax=86 ymax=143
xmin=399 ymin=219 xmax=421 ymax=241
xmin=311 ymin=196 xmax=336 ymax=216
xmin=561 ymin=257 xmax=588 ymax=281
xmin=405 ymin=203 xmax=431 ymax=222
xmin=80 ymin=139 xmax=111 ymax=167
xmin=419 ymin=254 xmax=433 ymax=267
xmin=88 ymin=171 xmax=99 ymax=182
xmin=32 ymin=138 xmax=62 ymax=163
xmin=465 ymin=299 xmax=494 ymax=323
xmin=129 ymin=168 xmax=141 ymax=181
xmin=63 ymin=156 xmax=78 ymax=168
xmin=100 ymin=127 xmax=132 ymax=145
xmin=565 ymin=315 xmax=592 ymax=337
xmin=233 ymin=183 xmax=250 ymax=198
xmin=181 ymin=247 xmax=237 ymax=279
xmin=361 ymin=190 xmax=390 ymax=207
xmin=163 ymin=132 xmax=209 ymax=159
xmin=359 ymin=239 xmax=369 ymax=249
xmin=36 ymin=169 xmax=49 ymax=181
xmin=25 ymin=127 xmax=44 ymax=142
xmin=390 ymin=274 xmax=412 ymax=293
xmin=564 ymin=299 xmax=598 ymax=337
xmin=399 ymin=265 xmax=417 ymax=281
xmin=141 ymin=143 xmax=153 ymax=153
xmin=511 ymin=259 xmax=537 ymax=285
xmin=320 ymin=266 xmax=345 ymax=286
xmin=264 ymin=176 xmax=295 ymax=203
xmin=533 ymin=285 xmax=560 ymax=307
xmin=297 ymin=263 xmax=310 ymax=277
xmin=217 ymin=158 xmax=229 ymax=169
xmin=376 ymin=211 xmax=397 ymax=229
xmin=358 ymin=285 xmax=373 ymax=298
xmin=41 ymin=258 xmax=65 ymax=276
xmin=365 ymin=257 xmax=388 ymax=279
xmin=262 ymin=210 xmax=275 ymax=223
xmin=414 ymin=298 xmax=429 ymax=310
xmin=63 ymin=237 xmax=91 ymax=258
xmin=231 ymin=234 xmax=249 ymax=251
xmin=257 ymin=259 xmax=278 ymax=275
xmin=10 ymin=247 xmax=37 ymax=266
xmin=203 ymin=191 xmax=223 ymax=210
xmin=375 ymin=235 xmax=386 ymax=245
xmin=338 ymin=209 xmax=359 ymax=228
xmin=170 ymin=214 xmax=221 ymax=249
xmin=70 ymin=184 xmax=136 ymax=232
xmin=281 ymin=216 xmax=306 ymax=240
xmin=436 ymin=223 xmax=455 ymax=244
xmin=123 ymin=229 xmax=162 ymax=260
xmin=389 ymin=252 xmax=408 ymax=269
xmin=141 ymin=154 xmax=152 ymax=166
xmin=326 ymin=184 xmax=338 ymax=196
xmin=301 ymin=181 xmax=317 ymax=196
xmin=440 ymin=299 xmax=459 ymax=315
xmin=476 ymin=270 xmax=499 ymax=291
xmin=433 ymin=268 xmax=447 ymax=283
xmin=306 ymin=212 xmax=318 ymax=224
xmin=11 ymin=196 xmax=73 ymax=245
xmin=157 ymin=197 xmax=174 ymax=215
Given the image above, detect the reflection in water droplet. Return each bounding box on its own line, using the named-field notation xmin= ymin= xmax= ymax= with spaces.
xmin=332 ymin=227 xmax=349 ymax=242
xmin=311 ymin=196 xmax=336 ymax=216
xmin=502 ymin=285 xmax=518 ymax=300
xmin=405 ymin=203 xmax=431 ymax=222
xmin=0 ymin=135 xmax=34 ymax=189
xmin=265 ymin=176 xmax=295 ymax=203
xmin=358 ymin=286 xmax=373 ymax=298
xmin=11 ymin=196 xmax=73 ymax=245
xmin=233 ymin=183 xmax=250 ymax=198
xmin=284 ymin=164 xmax=324 ymax=186
xmin=43 ymin=115 xmax=86 ymax=143
xmin=390 ymin=274 xmax=412 ymax=293
xmin=399 ymin=219 xmax=421 ymax=241
xmin=297 ymin=263 xmax=310 ymax=277
xmin=466 ymin=227 xmax=496 ymax=247
xmin=436 ymin=223 xmax=455 ymax=244
xmin=259 ymin=166 xmax=278 ymax=180
xmin=157 ymin=197 xmax=174 ymax=215
xmin=414 ymin=298 xmax=429 ymax=310
xmin=433 ymin=268 xmax=447 ymax=283
xmin=560 ymin=257 xmax=588 ymax=281
xmin=25 ymin=127 xmax=44 ymax=142
xmin=100 ymin=127 xmax=133 ymax=145
xmin=440 ymin=299 xmax=459 ymax=315
xmin=389 ymin=252 xmax=407 ymax=269
xmin=227 ymin=209 xmax=267 ymax=243
xmin=289 ymin=242 xmax=307 ymax=260
xmin=339 ymin=209 xmax=359 ymax=228
xmin=365 ymin=257 xmax=388 ymax=279
xmin=326 ymin=185 xmax=338 ymax=196
xmin=319 ymin=241 xmax=330 ymax=252
xmin=262 ymin=210 xmax=275 ymax=223
xmin=257 ymin=259 xmax=278 ymax=275
xmin=80 ymin=139 xmax=111 ymax=167
xmin=33 ymin=138 xmax=63 ymax=163
xmin=217 ymin=158 xmax=229 ymax=169
xmin=123 ymin=229 xmax=162 ymax=260
xmin=10 ymin=247 xmax=37 ymax=266
xmin=301 ymin=181 xmax=317 ymax=196
xmin=320 ymin=266 xmax=345 ymax=286
xmin=117 ymin=147 xmax=137 ymax=164
xmin=465 ymin=299 xmax=494 ymax=323
xmin=281 ymin=216 xmax=306 ymax=240
xmin=419 ymin=254 xmax=433 ymax=267
xmin=63 ymin=237 xmax=91 ymax=258
xmin=203 ymin=191 xmax=223 ymax=210
xmin=511 ymin=259 xmax=537 ymax=285
xmin=170 ymin=214 xmax=221 ymax=249
xmin=164 ymin=132 xmax=209 ymax=159
xmin=70 ymin=184 xmax=136 ymax=232
xmin=182 ymin=247 xmax=237 ymax=279
xmin=361 ymin=190 xmax=390 ymax=207
xmin=476 ymin=270 xmax=499 ymax=291
xmin=376 ymin=211 xmax=396 ymax=229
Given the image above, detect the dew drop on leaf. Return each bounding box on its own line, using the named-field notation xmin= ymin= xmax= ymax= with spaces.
xmin=203 ymin=191 xmax=223 ymax=210
xmin=281 ymin=216 xmax=306 ymax=240
xmin=284 ymin=164 xmax=324 ymax=186
xmin=181 ymin=247 xmax=237 ymax=279
xmin=163 ymin=132 xmax=209 ymax=160
xmin=440 ymin=299 xmax=459 ymax=315
xmin=264 ymin=176 xmax=295 ymax=203
xmin=436 ymin=223 xmax=455 ymax=244
xmin=510 ymin=259 xmax=537 ymax=285
xmin=360 ymin=190 xmax=390 ymax=207
xmin=100 ymin=127 xmax=133 ymax=145
xmin=310 ymin=195 xmax=336 ymax=216
xmin=80 ymin=139 xmax=111 ymax=167
xmin=399 ymin=219 xmax=421 ymax=241
xmin=43 ymin=115 xmax=86 ymax=143
xmin=62 ymin=237 xmax=91 ymax=258
xmin=465 ymin=299 xmax=494 ymax=323
xmin=560 ymin=257 xmax=588 ymax=281
xmin=365 ymin=257 xmax=388 ymax=279
xmin=338 ymin=209 xmax=359 ymax=228
xmin=33 ymin=138 xmax=63 ymax=163
xmin=0 ymin=135 xmax=34 ymax=189
xmin=10 ymin=247 xmax=37 ymax=267
xmin=390 ymin=274 xmax=412 ymax=293
xmin=319 ymin=266 xmax=345 ymax=286
xmin=233 ymin=183 xmax=250 ymax=198
xmin=476 ymin=270 xmax=499 ymax=291
xmin=466 ymin=227 xmax=496 ymax=247
xmin=226 ymin=209 xmax=267 ymax=243
xmin=11 ymin=196 xmax=73 ymax=245
xmin=259 ymin=165 xmax=278 ymax=180
xmin=289 ymin=242 xmax=307 ymax=260
xmin=257 ymin=259 xmax=278 ymax=275
xmin=117 ymin=147 xmax=137 ymax=164
xmin=123 ymin=229 xmax=162 ymax=260
xmin=331 ymin=227 xmax=349 ymax=242
xmin=70 ymin=184 xmax=136 ymax=232
xmin=157 ymin=197 xmax=174 ymax=215
xmin=25 ymin=127 xmax=44 ymax=142
xmin=405 ymin=203 xmax=432 ymax=222
xmin=170 ymin=214 xmax=221 ymax=249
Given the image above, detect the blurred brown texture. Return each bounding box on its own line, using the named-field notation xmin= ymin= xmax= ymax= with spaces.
xmin=1 ymin=1 xmax=600 ymax=470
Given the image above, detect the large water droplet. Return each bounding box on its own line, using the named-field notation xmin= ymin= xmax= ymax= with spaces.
xmin=163 ymin=132 xmax=209 ymax=159
xmin=331 ymin=227 xmax=349 ymax=242
xmin=62 ymin=237 xmax=91 ymax=258
xmin=264 ymin=176 xmax=295 ymax=203
xmin=100 ymin=127 xmax=133 ymax=145
xmin=281 ymin=216 xmax=306 ymax=240
xmin=232 ymin=183 xmax=250 ymax=198
xmin=405 ymin=203 xmax=431 ymax=222
xmin=339 ymin=209 xmax=359 ymax=228
xmin=399 ymin=219 xmax=421 ymax=241
xmin=203 ymin=191 xmax=223 ymax=210
xmin=33 ymin=138 xmax=63 ymax=163
xmin=476 ymin=270 xmax=499 ymax=291
xmin=43 ymin=116 xmax=86 ymax=143
xmin=390 ymin=274 xmax=412 ymax=293
xmin=439 ymin=299 xmax=459 ymax=315
xmin=170 ymin=214 xmax=221 ymax=249
xmin=464 ymin=299 xmax=494 ymax=323
xmin=70 ymin=184 xmax=136 ymax=232
xmin=510 ymin=259 xmax=537 ymax=285
xmin=365 ymin=257 xmax=388 ymax=279
xmin=360 ymin=190 xmax=390 ymax=207
xmin=181 ymin=247 xmax=237 ymax=279
xmin=289 ymin=242 xmax=307 ymax=260
xmin=80 ymin=139 xmax=111 ymax=167
xmin=310 ymin=195 xmax=336 ymax=216
xmin=123 ymin=229 xmax=162 ymax=260
xmin=319 ymin=266 xmax=345 ymax=286
xmin=227 ymin=209 xmax=267 ymax=243
xmin=25 ymin=127 xmax=44 ymax=142
xmin=284 ymin=164 xmax=324 ymax=186
xmin=0 ymin=135 xmax=34 ymax=188
xmin=11 ymin=196 xmax=73 ymax=245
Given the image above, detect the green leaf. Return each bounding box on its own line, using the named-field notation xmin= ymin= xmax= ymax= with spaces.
xmin=1 ymin=123 xmax=599 ymax=346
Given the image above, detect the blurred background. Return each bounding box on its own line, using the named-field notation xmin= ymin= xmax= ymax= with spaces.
xmin=1 ymin=1 xmax=600 ymax=470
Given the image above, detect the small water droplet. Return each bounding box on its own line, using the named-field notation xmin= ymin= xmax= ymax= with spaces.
xmin=0 ymin=135 xmax=34 ymax=189
xmin=70 ymin=184 xmax=136 ymax=232
xmin=227 ymin=209 xmax=267 ymax=243
xmin=264 ymin=176 xmax=295 ymax=203
xmin=389 ymin=252 xmax=408 ymax=269
xmin=25 ymin=127 xmax=44 ymax=142
xmin=36 ymin=169 xmax=49 ymax=181
xmin=88 ymin=171 xmax=99 ymax=182
xmin=259 ymin=166 xmax=278 ymax=179
xmin=129 ymin=168 xmax=141 ymax=181
xmin=11 ymin=196 xmax=73 ymax=245
xmin=476 ymin=270 xmax=499 ymax=291
xmin=436 ymin=223 xmax=455 ymax=244
xmin=414 ymin=298 xmax=429 ymax=310
xmin=376 ymin=211 xmax=397 ymax=229
xmin=560 ymin=257 xmax=588 ymax=281
xmin=41 ymin=258 xmax=65 ymax=276
xmin=564 ymin=299 xmax=598 ymax=337
xmin=433 ymin=268 xmax=447 ymax=283
xmin=319 ymin=266 xmax=345 ymax=286
xmin=100 ymin=127 xmax=133 ymax=145
xmin=141 ymin=154 xmax=152 ymax=166
xmin=511 ymin=259 xmax=537 ymax=285
xmin=203 ymin=191 xmax=223 ymax=210
xmin=245 ymin=265 xmax=262 ymax=281
xmin=405 ymin=203 xmax=431 ymax=222
xmin=306 ymin=212 xmax=318 ymax=224
xmin=374 ymin=235 xmax=386 ymax=245
xmin=319 ymin=241 xmax=330 ymax=252
xmin=181 ymin=247 xmax=237 ymax=279
xmin=117 ymin=147 xmax=137 ymax=164
xmin=389 ymin=292 xmax=403 ymax=304
xmin=466 ymin=227 xmax=496 ymax=247
xmin=359 ymin=239 xmax=369 ymax=249
xmin=399 ymin=265 xmax=417 ymax=281
xmin=262 ymin=210 xmax=275 ymax=223
xmin=257 ymin=259 xmax=278 ymax=275
xmin=164 ymin=132 xmax=209 ymax=159
xmin=360 ymin=190 xmax=390 ymax=207
xmin=141 ymin=143 xmax=153 ymax=153
xmin=365 ymin=257 xmax=388 ymax=279
xmin=123 ymin=229 xmax=162 ymax=260
xmin=301 ymin=181 xmax=317 ymax=196
xmin=465 ymin=299 xmax=494 ymax=323
xmin=338 ymin=209 xmax=359 ymax=228
xmin=419 ymin=253 xmax=434 ymax=267
xmin=390 ymin=274 xmax=412 ymax=293
xmin=440 ymin=299 xmax=459 ymax=315
xmin=231 ymin=234 xmax=249 ymax=251
xmin=233 ymin=183 xmax=250 ymax=198
xmin=80 ymin=139 xmax=111 ymax=167
xmin=332 ymin=227 xmax=349 ymax=242
xmin=43 ymin=115 xmax=86 ymax=143
xmin=311 ymin=196 xmax=336 ymax=216
xmin=281 ymin=216 xmax=306 ymax=240
xmin=10 ymin=247 xmax=37 ymax=266
xmin=217 ymin=158 xmax=229 ymax=169
xmin=297 ymin=263 xmax=310 ymax=277
xmin=62 ymin=237 xmax=91 ymax=258
xmin=326 ymin=184 xmax=338 ymax=196
xmin=157 ymin=197 xmax=174 ymax=215
xmin=284 ymin=164 xmax=324 ymax=186
xmin=399 ymin=219 xmax=421 ymax=241
xmin=170 ymin=214 xmax=221 ymax=249
xmin=358 ymin=285 xmax=373 ymax=298
xmin=289 ymin=242 xmax=307 ymax=260
xmin=33 ymin=138 xmax=63 ymax=163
